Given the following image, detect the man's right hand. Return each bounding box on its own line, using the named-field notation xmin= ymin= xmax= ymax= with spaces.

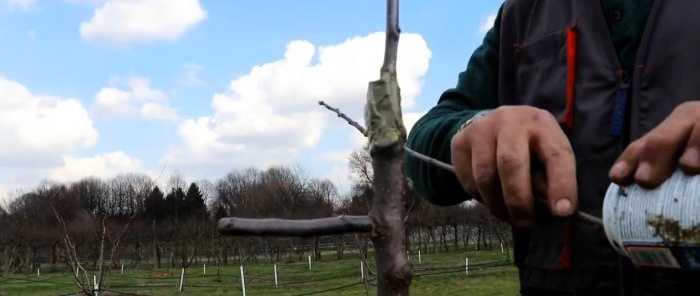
xmin=450 ymin=106 xmax=578 ymax=228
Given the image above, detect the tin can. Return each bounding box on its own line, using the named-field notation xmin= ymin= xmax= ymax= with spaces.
xmin=603 ymin=169 xmax=700 ymax=270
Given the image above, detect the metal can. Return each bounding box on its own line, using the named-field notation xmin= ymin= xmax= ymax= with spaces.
xmin=603 ymin=169 xmax=700 ymax=270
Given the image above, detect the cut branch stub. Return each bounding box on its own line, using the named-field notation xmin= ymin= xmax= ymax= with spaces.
xmin=217 ymin=215 xmax=372 ymax=237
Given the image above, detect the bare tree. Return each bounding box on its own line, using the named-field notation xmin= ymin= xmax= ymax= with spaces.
xmin=349 ymin=147 xmax=373 ymax=186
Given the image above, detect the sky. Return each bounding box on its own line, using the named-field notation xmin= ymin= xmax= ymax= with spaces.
xmin=0 ymin=0 xmax=504 ymax=203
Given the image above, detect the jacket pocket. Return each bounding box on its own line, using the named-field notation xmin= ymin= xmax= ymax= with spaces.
xmin=516 ymin=29 xmax=568 ymax=121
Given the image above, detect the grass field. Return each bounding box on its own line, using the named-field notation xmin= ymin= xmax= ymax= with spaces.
xmin=0 ymin=249 xmax=519 ymax=296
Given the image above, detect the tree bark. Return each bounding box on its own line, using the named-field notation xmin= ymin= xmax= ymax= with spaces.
xmin=370 ymin=145 xmax=412 ymax=295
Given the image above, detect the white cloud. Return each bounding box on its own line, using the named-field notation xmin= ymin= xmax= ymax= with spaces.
xmin=0 ymin=77 xmax=98 ymax=167
xmin=80 ymin=0 xmax=206 ymax=46
xmin=47 ymin=151 xmax=144 ymax=183
xmin=92 ymin=77 xmax=177 ymax=122
xmin=182 ymin=63 xmax=203 ymax=86
xmin=140 ymin=102 xmax=178 ymax=121
xmin=166 ymin=32 xmax=431 ymax=177
xmin=479 ymin=12 xmax=498 ymax=35
xmin=4 ymin=0 xmax=35 ymax=10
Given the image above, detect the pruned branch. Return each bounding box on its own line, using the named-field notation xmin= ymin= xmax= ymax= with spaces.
xmin=319 ymin=101 xmax=367 ymax=136
xmin=218 ymin=215 xmax=372 ymax=237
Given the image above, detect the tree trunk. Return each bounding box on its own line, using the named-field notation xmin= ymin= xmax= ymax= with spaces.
xmin=152 ymin=221 xmax=161 ymax=268
xmin=428 ymin=227 xmax=437 ymax=254
xmin=440 ymin=225 xmax=448 ymax=252
xmin=51 ymin=242 xmax=59 ymax=272
xmin=452 ymin=224 xmax=459 ymax=251
xmin=463 ymin=227 xmax=471 ymax=251
xmin=336 ymin=235 xmax=345 ymax=260
xmin=366 ymin=0 xmax=412 ymax=294
xmin=313 ymin=236 xmax=321 ymax=261
xmin=369 ymin=144 xmax=412 ymax=295
xmin=476 ymin=226 xmax=482 ymax=251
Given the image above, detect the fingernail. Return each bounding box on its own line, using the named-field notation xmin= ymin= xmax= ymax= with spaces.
xmin=682 ymin=147 xmax=700 ymax=166
xmin=554 ymin=199 xmax=573 ymax=216
xmin=610 ymin=161 xmax=628 ymax=177
xmin=635 ymin=162 xmax=652 ymax=181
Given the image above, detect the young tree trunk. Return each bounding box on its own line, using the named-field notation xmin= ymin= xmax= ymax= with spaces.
xmin=336 ymin=235 xmax=345 ymax=260
xmin=152 ymin=221 xmax=161 ymax=268
xmin=51 ymin=241 xmax=59 ymax=272
xmin=366 ymin=1 xmax=412 ymax=294
xmin=313 ymin=236 xmax=321 ymax=261
xmin=476 ymin=227 xmax=482 ymax=251
xmin=463 ymin=227 xmax=471 ymax=251
xmin=440 ymin=225 xmax=448 ymax=252
xmin=453 ymin=224 xmax=459 ymax=251
xmin=428 ymin=227 xmax=437 ymax=254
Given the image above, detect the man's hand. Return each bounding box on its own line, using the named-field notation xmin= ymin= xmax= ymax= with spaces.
xmin=451 ymin=106 xmax=578 ymax=228
xmin=609 ymin=101 xmax=700 ymax=188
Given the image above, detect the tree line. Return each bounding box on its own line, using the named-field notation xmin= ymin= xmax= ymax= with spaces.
xmin=0 ymin=150 xmax=511 ymax=275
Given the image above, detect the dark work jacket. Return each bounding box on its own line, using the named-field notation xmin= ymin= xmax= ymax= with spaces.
xmin=500 ymin=0 xmax=700 ymax=295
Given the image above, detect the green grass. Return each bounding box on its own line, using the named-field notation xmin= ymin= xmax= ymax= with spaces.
xmin=0 ymin=249 xmax=519 ymax=296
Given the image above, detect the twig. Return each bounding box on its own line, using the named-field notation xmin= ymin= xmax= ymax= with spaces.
xmin=218 ymin=215 xmax=372 ymax=237
xmin=319 ymin=101 xmax=367 ymax=136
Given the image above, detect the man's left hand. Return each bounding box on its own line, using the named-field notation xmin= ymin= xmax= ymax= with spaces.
xmin=609 ymin=101 xmax=700 ymax=188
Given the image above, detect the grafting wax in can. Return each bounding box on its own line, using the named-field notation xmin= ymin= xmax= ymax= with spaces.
xmin=603 ymin=169 xmax=700 ymax=270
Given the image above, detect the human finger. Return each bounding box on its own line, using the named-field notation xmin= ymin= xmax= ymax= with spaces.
xmin=531 ymin=124 xmax=577 ymax=216
xmin=679 ymin=123 xmax=700 ymax=175
xmin=609 ymin=140 xmax=643 ymax=186
xmin=471 ymin=132 xmax=509 ymax=221
xmin=632 ymin=114 xmax=689 ymax=188
xmin=451 ymin=128 xmax=479 ymax=199
xmin=496 ymin=128 xmax=534 ymax=228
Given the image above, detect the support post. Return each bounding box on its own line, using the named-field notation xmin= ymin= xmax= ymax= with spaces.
xmin=240 ymin=266 xmax=247 ymax=296
xmin=179 ymin=268 xmax=185 ymax=292
xmin=274 ymin=264 xmax=278 ymax=287
xmin=465 ymin=257 xmax=469 ymax=275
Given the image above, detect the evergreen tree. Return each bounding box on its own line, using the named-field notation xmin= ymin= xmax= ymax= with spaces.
xmin=185 ymin=183 xmax=207 ymax=219
xmin=144 ymin=186 xmax=166 ymax=221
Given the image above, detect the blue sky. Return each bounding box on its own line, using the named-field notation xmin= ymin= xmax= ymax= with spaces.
xmin=0 ymin=0 xmax=503 ymax=201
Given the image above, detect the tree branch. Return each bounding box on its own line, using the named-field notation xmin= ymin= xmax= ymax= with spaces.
xmin=319 ymin=101 xmax=367 ymax=136
xmin=218 ymin=215 xmax=372 ymax=237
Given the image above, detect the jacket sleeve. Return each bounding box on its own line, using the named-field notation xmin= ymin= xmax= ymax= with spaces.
xmin=405 ymin=5 xmax=503 ymax=206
